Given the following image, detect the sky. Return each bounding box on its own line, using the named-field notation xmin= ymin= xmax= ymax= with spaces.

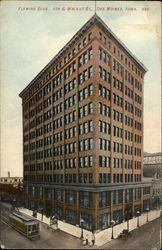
xmin=0 ymin=1 xmax=161 ymax=177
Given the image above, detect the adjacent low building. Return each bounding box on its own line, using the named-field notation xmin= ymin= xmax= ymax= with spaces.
xmin=143 ymin=152 xmax=161 ymax=209
xmin=0 ymin=172 xmax=23 ymax=205
xmin=19 ymin=14 xmax=152 ymax=231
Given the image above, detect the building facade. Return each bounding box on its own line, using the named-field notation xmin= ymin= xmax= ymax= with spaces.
xmin=0 ymin=173 xmax=23 ymax=205
xmin=143 ymin=152 xmax=161 ymax=209
xmin=19 ymin=14 xmax=152 ymax=231
xmin=143 ymin=152 xmax=161 ymax=178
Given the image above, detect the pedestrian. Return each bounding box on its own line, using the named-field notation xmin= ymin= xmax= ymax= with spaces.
xmin=85 ymin=234 xmax=88 ymax=245
xmin=92 ymin=233 xmax=95 ymax=246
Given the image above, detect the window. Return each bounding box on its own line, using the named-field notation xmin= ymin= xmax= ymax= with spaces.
xmin=78 ymin=56 xmax=82 ymax=67
xmin=135 ymin=188 xmax=141 ymax=200
xmin=72 ymin=48 xmax=76 ymax=56
xmin=83 ymin=38 xmax=87 ymax=47
xmin=83 ymin=105 xmax=88 ymax=116
xmin=125 ymin=189 xmax=132 ymax=203
xmin=88 ymin=32 xmax=92 ymax=41
xmin=66 ymin=190 xmax=76 ymax=204
xmin=80 ymin=192 xmax=92 ymax=208
xmin=31 ymin=186 xmax=35 ymax=196
xmin=103 ymin=69 xmax=106 ymax=81
xmin=103 ymin=52 xmax=106 ymax=63
xmin=113 ymin=190 xmax=122 ymax=204
xmin=89 ymin=156 xmax=93 ymax=167
xmin=83 ymin=52 xmax=88 ymax=64
xmin=99 ymin=191 xmax=110 ymax=207
xmin=99 ymin=48 xmax=102 ymax=60
xmin=79 ymin=157 xmax=83 ymax=167
xmin=113 ymin=210 xmax=123 ymax=223
xmin=99 ymin=32 xmax=102 ymax=40
xmin=143 ymin=187 xmax=150 ymax=195
xmin=89 ymin=138 xmax=93 ymax=149
xmin=99 ymin=66 xmax=102 ymax=78
xmin=79 ymin=73 xmax=83 ymax=85
xmin=89 ymin=48 xmax=93 ymax=60
xmin=55 ymin=189 xmax=63 ymax=201
xmin=78 ymin=42 xmax=81 ymax=51
xmin=65 ymin=209 xmax=76 ymax=225
xmin=54 ymin=206 xmax=63 ymax=220
xmin=89 ymin=120 xmax=93 ymax=132
xmin=98 ymin=213 xmax=110 ymax=230
xmin=83 ymin=88 xmax=88 ymax=99
xmin=83 ymin=70 xmax=88 ymax=81
xmin=80 ymin=213 xmax=92 ymax=231
xmin=89 ymin=84 xmax=93 ymax=96
xmin=89 ymin=66 xmax=93 ymax=78
xmin=68 ymin=52 xmax=71 ymax=60
xmin=89 ymin=102 xmax=93 ymax=114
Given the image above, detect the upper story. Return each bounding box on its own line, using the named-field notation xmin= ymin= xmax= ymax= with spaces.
xmin=19 ymin=14 xmax=147 ymax=108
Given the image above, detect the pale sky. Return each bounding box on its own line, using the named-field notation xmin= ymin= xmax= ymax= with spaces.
xmin=0 ymin=1 xmax=161 ymax=177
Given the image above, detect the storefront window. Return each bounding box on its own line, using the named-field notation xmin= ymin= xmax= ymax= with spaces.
xmin=65 ymin=190 xmax=76 ymax=204
xmin=25 ymin=186 xmax=28 ymax=195
xmin=30 ymin=200 xmax=35 ymax=211
xmin=80 ymin=213 xmax=92 ymax=231
xmin=65 ymin=209 xmax=76 ymax=225
xmin=98 ymin=213 xmax=110 ymax=230
xmin=31 ymin=186 xmax=35 ymax=196
xmin=125 ymin=207 xmax=132 ymax=220
xmin=134 ymin=205 xmax=141 ymax=216
xmin=135 ymin=188 xmax=141 ymax=200
xmin=54 ymin=206 xmax=63 ymax=220
xmin=47 ymin=189 xmax=52 ymax=200
xmin=125 ymin=189 xmax=132 ymax=203
xmin=37 ymin=187 xmax=43 ymax=198
xmin=46 ymin=203 xmax=52 ymax=218
xmin=99 ymin=192 xmax=110 ymax=208
xmin=79 ymin=191 xmax=92 ymax=208
xmin=143 ymin=187 xmax=150 ymax=195
xmin=113 ymin=190 xmax=122 ymax=204
xmin=143 ymin=200 xmax=150 ymax=211
xmin=55 ymin=189 xmax=63 ymax=201
xmin=113 ymin=210 xmax=123 ymax=223
xmin=37 ymin=201 xmax=43 ymax=213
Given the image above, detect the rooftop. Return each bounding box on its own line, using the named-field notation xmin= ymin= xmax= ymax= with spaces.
xmin=144 ymin=152 xmax=162 ymax=157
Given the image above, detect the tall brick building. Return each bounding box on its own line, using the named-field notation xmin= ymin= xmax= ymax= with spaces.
xmin=19 ymin=14 xmax=152 ymax=231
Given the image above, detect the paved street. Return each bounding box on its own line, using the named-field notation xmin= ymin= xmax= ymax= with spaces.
xmin=0 ymin=202 xmax=95 ymax=249
xmin=1 ymin=219 xmax=96 ymax=249
xmin=101 ymin=217 xmax=161 ymax=250
xmin=0 ymin=202 xmax=161 ymax=249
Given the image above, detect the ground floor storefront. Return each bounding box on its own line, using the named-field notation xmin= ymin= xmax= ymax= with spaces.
xmin=23 ymin=182 xmax=152 ymax=231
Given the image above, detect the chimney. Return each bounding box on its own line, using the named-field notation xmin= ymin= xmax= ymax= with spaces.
xmin=8 ymin=171 xmax=10 ymax=178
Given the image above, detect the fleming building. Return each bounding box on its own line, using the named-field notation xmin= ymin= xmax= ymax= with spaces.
xmin=19 ymin=14 xmax=152 ymax=231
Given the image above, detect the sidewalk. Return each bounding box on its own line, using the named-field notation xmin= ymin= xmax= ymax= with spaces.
xmin=19 ymin=208 xmax=94 ymax=245
xmin=19 ymin=207 xmax=160 ymax=247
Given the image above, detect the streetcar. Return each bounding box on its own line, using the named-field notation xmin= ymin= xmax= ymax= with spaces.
xmin=9 ymin=211 xmax=40 ymax=240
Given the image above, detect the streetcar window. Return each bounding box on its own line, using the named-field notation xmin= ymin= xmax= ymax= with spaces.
xmin=32 ymin=225 xmax=37 ymax=231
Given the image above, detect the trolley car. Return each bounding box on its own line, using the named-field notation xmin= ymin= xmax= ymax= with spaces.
xmin=9 ymin=211 xmax=40 ymax=240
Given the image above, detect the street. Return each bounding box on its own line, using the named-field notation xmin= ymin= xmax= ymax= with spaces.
xmin=0 ymin=202 xmax=161 ymax=249
xmin=101 ymin=217 xmax=161 ymax=250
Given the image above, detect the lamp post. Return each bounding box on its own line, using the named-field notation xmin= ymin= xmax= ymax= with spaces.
xmin=12 ymin=198 xmax=16 ymax=211
xmin=146 ymin=207 xmax=149 ymax=222
xmin=111 ymin=220 xmax=115 ymax=239
xmin=80 ymin=219 xmax=85 ymax=239
xmin=136 ymin=211 xmax=140 ymax=227
xmin=127 ymin=218 xmax=129 ymax=232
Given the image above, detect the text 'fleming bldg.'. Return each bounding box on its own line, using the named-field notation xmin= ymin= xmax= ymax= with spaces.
xmin=19 ymin=14 xmax=152 ymax=231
